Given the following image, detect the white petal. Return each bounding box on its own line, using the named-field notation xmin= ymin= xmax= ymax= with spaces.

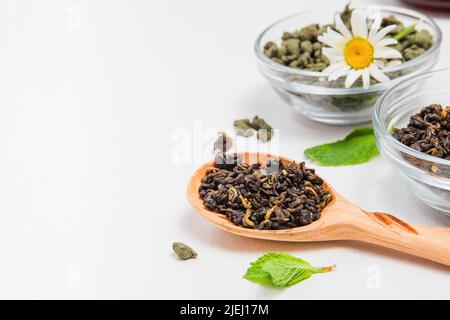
xmin=321 ymin=47 xmax=344 ymax=61
xmin=370 ymin=25 xmax=397 ymax=43
xmin=362 ymin=69 xmax=370 ymax=89
xmin=321 ymin=47 xmax=342 ymax=55
xmin=328 ymin=65 xmax=351 ymax=81
xmin=374 ymin=47 xmax=402 ymax=59
xmin=322 ymin=61 xmax=347 ymax=74
xmin=351 ymin=9 xmax=368 ymax=38
xmin=318 ymin=34 xmax=345 ymax=48
xmin=345 ymin=70 xmax=362 ymax=88
xmin=375 ymin=38 xmax=397 ymax=47
xmin=368 ymin=13 xmax=382 ymax=40
xmin=321 ymin=27 xmax=347 ymax=48
xmin=374 ymin=60 xmax=385 ymax=68
xmin=326 ymin=27 xmax=347 ymax=40
xmin=328 ymin=55 xmax=345 ymax=64
xmin=368 ymin=63 xmax=390 ymax=82
xmin=334 ymin=14 xmax=352 ymax=39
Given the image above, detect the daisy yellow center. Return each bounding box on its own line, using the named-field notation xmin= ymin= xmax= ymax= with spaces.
xmin=344 ymin=37 xmax=374 ymax=70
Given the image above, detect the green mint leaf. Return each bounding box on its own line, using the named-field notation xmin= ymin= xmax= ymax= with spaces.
xmin=243 ymin=252 xmax=279 ymax=285
xmin=344 ymin=127 xmax=374 ymax=140
xmin=243 ymin=253 xmax=335 ymax=288
xmin=304 ymin=127 xmax=379 ymax=166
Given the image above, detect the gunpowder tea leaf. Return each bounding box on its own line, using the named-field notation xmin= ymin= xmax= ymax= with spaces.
xmin=172 ymin=242 xmax=197 ymax=260
xmin=213 ymin=132 xmax=233 ymax=153
xmin=233 ymin=116 xmax=274 ymax=142
xmin=214 ymin=152 xmax=243 ymax=170
xmin=244 ymin=253 xmax=335 ymax=287
xmin=199 ymin=158 xmax=333 ymax=230
xmin=393 ymin=104 xmax=450 ymax=176
xmin=252 ymin=116 xmax=273 ymax=142
xmin=305 ymin=127 xmax=379 ymax=166
xmin=393 ymin=104 xmax=450 ymax=160
xmin=234 ymin=119 xmax=255 ymax=137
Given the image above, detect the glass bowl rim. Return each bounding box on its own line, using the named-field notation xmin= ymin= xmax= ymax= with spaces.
xmin=373 ymin=67 xmax=450 ymax=167
xmin=254 ymin=4 xmax=442 ymax=94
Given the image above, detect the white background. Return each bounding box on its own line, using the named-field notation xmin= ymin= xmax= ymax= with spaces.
xmin=0 ymin=0 xmax=449 ymax=299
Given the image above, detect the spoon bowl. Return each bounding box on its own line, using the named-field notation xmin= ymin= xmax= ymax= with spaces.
xmin=187 ymin=152 xmax=450 ymax=266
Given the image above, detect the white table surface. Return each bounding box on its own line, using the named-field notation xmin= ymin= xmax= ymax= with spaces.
xmin=0 ymin=0 xmax=449 ymax=299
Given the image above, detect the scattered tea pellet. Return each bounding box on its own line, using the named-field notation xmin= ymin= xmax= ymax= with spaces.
xmin=233 ymin=116 xmax=273 ymax=142
xmin=213 ymin=132 xmax=233 ymax=154
xmin=172 ymin=242 xmax=197 ymax=260
xmin=234 ymin=119 xmax=255 ymax=137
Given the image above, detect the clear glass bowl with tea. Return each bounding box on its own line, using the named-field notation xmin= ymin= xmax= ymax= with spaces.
xmin=374 ymin=68 xmax=450 ymax=213
xmin=255 ymin=4 xmax=441 ymax=125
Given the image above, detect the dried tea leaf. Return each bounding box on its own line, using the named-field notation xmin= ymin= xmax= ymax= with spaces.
xmin=214 ymin=152 xmax=243 ymax=170
xmin=172 ymin=242 xmax=197 ymax=260
xmin=403 ymin=45 xmax=426 ymax=61
xmin=199 ymin=158 xmax=332 ymax=230
xmin=213 ymin=132 xmax=233 ymax=153
xmin=252 ymin=116 xmax=273 ymax=142
xmin=243 ymin=253 xmax=335 ymax=287
xmin=305 ymin=127 xmax=379 ymax=166
xmin=414 ymin=29 xmax=433 ymax=49
xmin=233 ymin=116 xmax=274 ymax=141
xmin=234 ymin=119 xmax=255 ymax=137
xmin=393 ymin=104 xmax=450 ymax=160
xmin=252 ymin=116 xmax=272 ymax=130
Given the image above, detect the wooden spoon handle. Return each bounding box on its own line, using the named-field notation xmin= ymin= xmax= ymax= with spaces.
xmin=350 ymin=212 xmax=450 ymax=266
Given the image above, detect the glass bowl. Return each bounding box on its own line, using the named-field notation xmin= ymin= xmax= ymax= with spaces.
xmin=255 ymin=5 xmax=442 ymax=125
xmin=373 ymin=68 xmax=450 ymax=213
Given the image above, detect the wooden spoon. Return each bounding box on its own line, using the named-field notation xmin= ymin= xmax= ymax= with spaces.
xmin=187 ymin=152 xmax=450 ymax=267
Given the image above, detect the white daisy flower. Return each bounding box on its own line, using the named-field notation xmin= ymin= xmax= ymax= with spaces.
xmin=318 ymin=9 xmax=402 ymax=89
